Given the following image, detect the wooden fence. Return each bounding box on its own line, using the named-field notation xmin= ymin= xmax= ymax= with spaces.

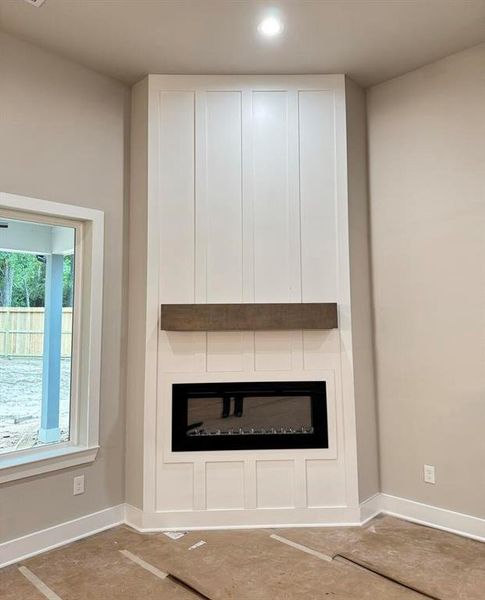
xmin=0 ymin=307 xmax=72 ymax=358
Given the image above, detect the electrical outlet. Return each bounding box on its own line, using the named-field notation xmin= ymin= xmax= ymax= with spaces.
xmin=23 ymin=0 xmax=47 ymax=7
xmin=423 ymin=464 xmax=435 ymax=484
xmin=73 ymin=475 xmax=85 ymax=496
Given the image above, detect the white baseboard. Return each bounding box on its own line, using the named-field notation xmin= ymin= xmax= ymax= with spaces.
xmin=124 ymin=505 xmax=363 ymax=532
xmin=359 ymin=493 xmax=381 ymax=525
xmin=125 ymin=495 xmax=485 ymax=541
xmin=2 ymin=495 xmax=484 ymax=568
xmin=378 ymin=493 xmax=485 ymax=542
xmin=124 ymin=503 xmax=144 ymax=531
xmin=0 ymin=504 xmax=125 ymax=569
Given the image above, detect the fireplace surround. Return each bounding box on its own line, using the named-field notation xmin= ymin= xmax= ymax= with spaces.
xmin=126 ymin=74 xmax=378 ymax=528
xmin=172 ymin=381 xmax=328 ymax=452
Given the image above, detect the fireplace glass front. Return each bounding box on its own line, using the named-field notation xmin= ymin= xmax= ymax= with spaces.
xmin=172 ymin=381 xmax=327 ymax=452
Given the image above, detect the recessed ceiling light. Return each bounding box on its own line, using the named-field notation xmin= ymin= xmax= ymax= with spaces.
xmin=258 ymin=16 xmax=283 ymax=37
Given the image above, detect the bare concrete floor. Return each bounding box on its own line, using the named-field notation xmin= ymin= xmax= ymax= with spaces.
xmin=1 ymin=516 xmax=483 ymax=599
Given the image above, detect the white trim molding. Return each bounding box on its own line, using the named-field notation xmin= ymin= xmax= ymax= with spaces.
xmin=378 ymin=493 xmax=485 ymax=542
xmin=2 ymin=495 xmax=484 ymax=568
xmin=124 ymin=504 xmax=363 ymax=532
xmin=125 ymin=495 xmax=485 ymax=540
xmin=0 ymin=192 xmax=104 ymax=483
xmin=359 ymin=493 xmax=381 ymax=525
xmin=0 ymin=505 xmax=124 ymax=569
xmin=0 ymin=446 xmax=98 ymax=485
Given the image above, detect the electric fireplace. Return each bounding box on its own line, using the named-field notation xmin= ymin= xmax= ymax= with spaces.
xmin=172 ymin=381 xmax=327 ymax=452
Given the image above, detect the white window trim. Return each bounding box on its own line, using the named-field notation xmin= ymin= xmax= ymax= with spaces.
xmin=0 ymin=192 xmax=104 ymax=483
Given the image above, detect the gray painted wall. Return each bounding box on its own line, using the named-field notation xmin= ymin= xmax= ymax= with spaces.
xmin=0 ymin=32 xmax=130 ymax=542
xmin=346 ymin=77 xmax=380 ymax=503
xmin=367 ymin=43 xmax=485 ymax=518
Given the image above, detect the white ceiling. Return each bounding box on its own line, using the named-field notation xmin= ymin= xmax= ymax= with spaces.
xmin=1 ymin=0 xmax=485 ymax=88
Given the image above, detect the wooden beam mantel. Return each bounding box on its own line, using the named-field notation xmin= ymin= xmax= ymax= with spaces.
xmin=160 ymin=303 xmax=338 ymax=332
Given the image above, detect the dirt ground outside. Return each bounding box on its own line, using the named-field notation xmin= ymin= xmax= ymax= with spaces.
xmin=0 ymin=357 xmax=71 ymax=453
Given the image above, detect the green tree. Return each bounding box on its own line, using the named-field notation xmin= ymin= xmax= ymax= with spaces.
xmin=0 ymin=252 xmax=14 ymax=306
xmin=0 ymin=251 xmax=74 ymax=308
xmin=11 ymin=253 xmax=46 ymax=307
xmin=0 ymin=252 xmax=46 ymax=307
xmin=63 ymin=254 xmax=74 ymax=308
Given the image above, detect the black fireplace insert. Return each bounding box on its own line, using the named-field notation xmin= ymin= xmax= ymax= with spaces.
xmin=172 ymin=381 xmax=327 ymax=452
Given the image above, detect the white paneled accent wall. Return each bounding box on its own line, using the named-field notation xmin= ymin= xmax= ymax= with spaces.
xmin=158 ymin=83 xmax=338 ymax=306
xmin=128 ymin=75 xmax=377 ymax=528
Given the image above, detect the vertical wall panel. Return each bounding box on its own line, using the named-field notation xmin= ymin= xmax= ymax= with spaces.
xmin=157 ymin=463 xmax=194 ymax=511
xmin=193 ymin=462 xmax=207 ymax=510
xmin=194 ymin=92 xmax=208 ymax=302
xmin=294 ymin=458 xmax=308 ymax=508
xmin=241 ymin=90 xmax=255 ymax=302
xmin=204 ymin=92 xmax=244 ymax=372
xmin=207 ymin=332 xmax=244 ymax=372
xmin=299 ymin=91 xmax=337 ymax=302
xmin=288 ymin=91 xmax=303 ymax=302
xmin=244 ymin=459 xmax=257 ymax=509
xmin=254 ymin=331 xmax=292 ymax=371
xmin=159 ymin=91 xmax=195 ymax=303
xmin=303 ymin=330 xmax=340 ymax=370
xmin=159 ymin=331 xmax=207 ymax=373
xmin=256 ymin=460 xmax=295 ymax=508
xmin=252 ymin=91 xmax=290 ymax=302
xmin=206 ymin=462 xmax=245 ymax=509
xmin=206 ymin=92 xmax=243 ymax=302
xmin=306 ymin=460 xmax=346 ymax=507
xmin=254 ymin=331 xmax=303 ymax=371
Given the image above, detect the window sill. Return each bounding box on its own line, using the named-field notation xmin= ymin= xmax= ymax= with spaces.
xmin=0 ymin=445 xmax=99 ymax=484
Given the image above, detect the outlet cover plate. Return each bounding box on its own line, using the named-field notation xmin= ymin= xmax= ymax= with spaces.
xmin=73 ymin=475 xmax=85 ymax=495
xmin=23 ymin=0 xmax=47 ymax=7
xmin=424 ymin=464 xmax=436 ymax=484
